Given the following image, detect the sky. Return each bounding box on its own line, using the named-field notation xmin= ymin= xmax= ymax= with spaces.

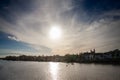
xmin=0 ymin=0 xmax=120 ymax=56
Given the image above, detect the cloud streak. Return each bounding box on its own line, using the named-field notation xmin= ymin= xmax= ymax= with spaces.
xmin=0 ymin=0 xmax=120 ymax=55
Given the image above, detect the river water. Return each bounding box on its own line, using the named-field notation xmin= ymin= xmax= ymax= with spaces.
xmin=0 ymin=60 xmax=120 ymax=80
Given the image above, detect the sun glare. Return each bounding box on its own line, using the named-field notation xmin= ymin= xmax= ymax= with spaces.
xmin=49 ymin=25 xmax=62 ymax=40
xmin=49 ymin=62 xmax=59 ymax=80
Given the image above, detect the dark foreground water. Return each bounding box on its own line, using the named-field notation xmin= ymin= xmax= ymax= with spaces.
xmin=0 ymin=60 xmax=120 ymax=80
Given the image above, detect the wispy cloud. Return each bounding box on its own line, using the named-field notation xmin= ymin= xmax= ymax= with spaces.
xmin=8 ymin=36 xmax=19 ymax=41
xmin=0 ymin=0 xmax=120 ymax=55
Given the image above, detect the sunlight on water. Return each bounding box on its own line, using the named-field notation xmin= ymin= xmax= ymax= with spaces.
xmin=49 ymin=62 xmax=59 ymax=80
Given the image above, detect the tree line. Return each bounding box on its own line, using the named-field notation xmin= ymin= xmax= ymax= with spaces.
xmin=1 ymin=49 xmax=120 ymax=64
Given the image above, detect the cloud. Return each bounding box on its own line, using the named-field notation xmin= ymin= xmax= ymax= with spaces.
xmin=0 ymin=0 xmax=120 ymax=55
xmin=8 ymin=36 xmax=19 ymax=41
xmin=0 ymin=0 xmax=74 ymax=48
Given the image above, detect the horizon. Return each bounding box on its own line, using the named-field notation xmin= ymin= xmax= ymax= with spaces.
xmin=0 ymin=49 xmax=119 ymax=58
xmin=0 ymin=0 xmax=120 ymax=57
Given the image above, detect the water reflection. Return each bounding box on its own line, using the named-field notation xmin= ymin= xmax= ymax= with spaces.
xmin=49 ymin=62 xmax=59 ymax=80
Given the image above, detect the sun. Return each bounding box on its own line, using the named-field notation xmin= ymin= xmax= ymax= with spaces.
xmin=49 ymin=25 xmax=62 ymax=40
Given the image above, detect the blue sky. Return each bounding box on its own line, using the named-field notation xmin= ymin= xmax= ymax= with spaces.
xmin=0 ymin=0 xmax=120 ymax=56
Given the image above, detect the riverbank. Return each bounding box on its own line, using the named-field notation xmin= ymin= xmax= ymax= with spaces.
xmin=1 ymin=49 xmax=120 ymax=64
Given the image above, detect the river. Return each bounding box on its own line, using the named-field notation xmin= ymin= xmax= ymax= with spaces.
xmin=0 ymin=60 xmax=120 ymax=80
